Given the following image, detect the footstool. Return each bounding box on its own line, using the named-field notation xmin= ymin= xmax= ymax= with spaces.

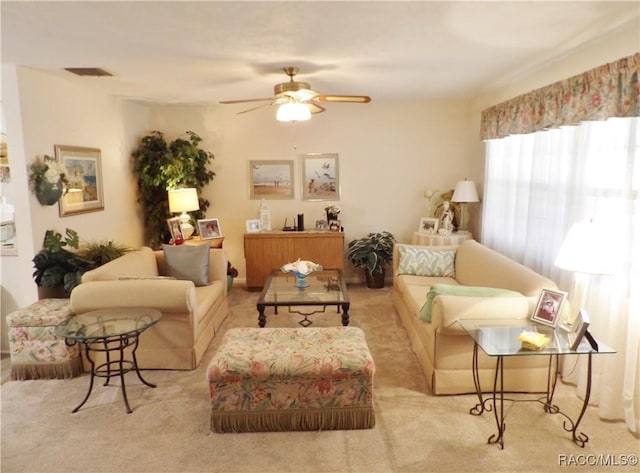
xmin=207 ymin=326 xmax=375 ymax=433
xmin=7 ymin=298 xmax=82 ymax=380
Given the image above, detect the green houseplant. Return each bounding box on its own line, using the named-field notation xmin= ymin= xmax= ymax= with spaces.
xmin=347 ymin=231 xmax=396 ymax=289
xmin=32 ymin=228 xmax=130 ymax=298
xmin=131 ymin=130 xmax=215 ymax=248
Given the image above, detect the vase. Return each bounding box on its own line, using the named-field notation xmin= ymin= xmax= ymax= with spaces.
xmin=36 ymin=181 xmax=63 ymax=206
xmin=294 ymin=271 xmax=309 ymax=288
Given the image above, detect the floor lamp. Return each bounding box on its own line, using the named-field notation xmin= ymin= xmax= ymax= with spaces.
xmin=451 ymin=179 xmax=479 ymax=234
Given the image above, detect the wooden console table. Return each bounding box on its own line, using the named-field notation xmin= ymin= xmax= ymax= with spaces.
xmin=244 ymin=231 xmax=345 ymax=290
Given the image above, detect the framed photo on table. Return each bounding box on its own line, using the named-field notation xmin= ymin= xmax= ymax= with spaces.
xmin=166 ymin=217 xmax=183 ymax=243
xmin=568 ymin=309 xmax=591 ymax=351
xmin=418 ymin=217 xmax=439 ymax=235
xmin=197 ymin=218 xmax=222 ymax=239
xmin=56 ymin=145 xmax=104 ymax=216
xmin=301 ymin=153 xmax=340 ymax=201
xmin=531 ymin=289 xmax=567 ymax=327
xmin=246 ymin=219 xmax=261 ymax=233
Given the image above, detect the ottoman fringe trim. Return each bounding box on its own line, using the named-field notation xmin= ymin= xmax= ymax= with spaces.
xmin=211 ymin=406 xmax=375 ymax=433
xmin=10 ymin=357 xmax=83 ymax=381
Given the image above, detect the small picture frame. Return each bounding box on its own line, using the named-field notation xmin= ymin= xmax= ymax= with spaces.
xmin=418 ymin=217 xmax=439 ymax=235
xmin=568 ymin=309 xmax=591 ymax=351
xmin=246 ymin=219 xmax=261 ymax=233
xmin=166 ymin=217 xmax=184 ymax=243
xmin=531 ymin=289 xmax=567 ymax=327
xmin=328 ymin=220 xmax=341 ymax=232
xmin=197 ymin=218 xmax=222 ymax=239
xmin=315 ymin=220 xmax=328 ymax=230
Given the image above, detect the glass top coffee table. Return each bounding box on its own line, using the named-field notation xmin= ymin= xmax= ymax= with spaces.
xmin=256 ymin=269 xmax=350 ymax=327
xmin=458 ymin=319 xmax=615 ymax=449
xmin=56 ymin=308 xmax=162 ymax=414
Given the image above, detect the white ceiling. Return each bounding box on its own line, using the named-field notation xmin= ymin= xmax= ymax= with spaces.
xmin=2 ymin=1 xmax=638 ymax=106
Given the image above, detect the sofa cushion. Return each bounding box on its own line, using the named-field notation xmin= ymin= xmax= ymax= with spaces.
xmin=162 ymin=243 xmax=210 ymax=286
xmin=419 ymin=283 xmax=523 ymax=322
xmin=397 ymin=245 xmax=456 ymax=277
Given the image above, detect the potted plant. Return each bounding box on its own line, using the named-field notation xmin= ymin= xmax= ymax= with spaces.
xmin=32 ymin=228 xmax=130 ymax=298
xmin=28 ymin=155 xmax=70 ymax=205
xmin=347 ymin=231 xmax=396 ymax=289
xmin=131 ymin=131 xmax=216 ymax=248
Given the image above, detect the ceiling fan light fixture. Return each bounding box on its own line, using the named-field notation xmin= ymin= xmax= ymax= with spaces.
xmin=276 ymin=102 xmax=311 ymax=122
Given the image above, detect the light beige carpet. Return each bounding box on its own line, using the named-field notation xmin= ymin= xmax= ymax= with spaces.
xmin=1 ymin=286 xmax=637 ymax=473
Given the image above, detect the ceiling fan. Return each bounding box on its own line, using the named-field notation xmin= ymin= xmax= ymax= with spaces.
xmin=220 ymin=67 xmax=371 ymax=120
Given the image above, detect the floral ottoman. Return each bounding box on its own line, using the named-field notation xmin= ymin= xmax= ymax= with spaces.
xmin=7 ymin=298 xmax=82 ymax=380
xmin=207 ymin=326 xmax=375 ymax=433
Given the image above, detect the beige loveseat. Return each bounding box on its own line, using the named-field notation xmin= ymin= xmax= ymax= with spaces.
xmin=70 ymin=246 xmax=229 ymax=370
xmin=392 ymin=239 xmax=566 ymax=395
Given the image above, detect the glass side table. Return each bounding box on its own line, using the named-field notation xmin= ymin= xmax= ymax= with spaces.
xmin=457 ymin=319 xmax=615 ymax=449
xmin=56 ymin=308 xmax=162 ymax=414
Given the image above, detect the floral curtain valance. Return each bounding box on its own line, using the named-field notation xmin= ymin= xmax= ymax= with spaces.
xmin=480 ymin=53 xmax=640 ymax=140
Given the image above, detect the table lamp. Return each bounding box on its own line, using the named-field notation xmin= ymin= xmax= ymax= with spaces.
xmin=168 ymin=188 xmax=199 ymax=239
xmin=451 ymin=179 xmax=479 ymax=233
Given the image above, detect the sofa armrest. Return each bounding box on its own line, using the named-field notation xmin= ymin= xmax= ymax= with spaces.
xmin=207 ymin=249 xmax=228 ymax=285
xmin=430 ymin=295 xmax=535 ymax=335
xmin=70 ymin=279 xmax=197 ymax=314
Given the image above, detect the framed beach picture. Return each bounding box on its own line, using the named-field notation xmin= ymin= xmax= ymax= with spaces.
xmin=197 ymin=218 xmax=222 ymax=239
xmin=301 ymin=153 xmax=340 ymax=201
xmin=418 ymin=217 xmax=439 ymax=235
xmin=56 ymin=145 xmax=104 ymax=216
xmin=531 ymin=289 xmax=567 ymax=327
xmin=249 ymin=160 xmax=294 ymax=200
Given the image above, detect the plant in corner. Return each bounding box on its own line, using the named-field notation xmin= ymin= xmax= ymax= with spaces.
xmin=347 ymin=231 xmax=396 ymax=289
xmin=32 ymin=228 xmax=130 ymax=298
xmin=131 ymin=130 xmax=215 ymax=248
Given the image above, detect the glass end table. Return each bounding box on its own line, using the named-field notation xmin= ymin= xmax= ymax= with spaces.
xmin=457 ymin=319 xmax=615 ymax=449
xmin=56 ymin=308 xmax=162 ymax=414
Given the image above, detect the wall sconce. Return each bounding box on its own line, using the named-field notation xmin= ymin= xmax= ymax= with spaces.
xmin=451 ymin=179 xmax=479 ymax=233
xmin=168 ymin=188 xmax=199 ymax=239
xmin=276 ymin=102 xmax=311 ymax=122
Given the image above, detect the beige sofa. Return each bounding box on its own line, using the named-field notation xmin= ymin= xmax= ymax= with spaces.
xmin=70 ymin=246 xmax=229 ymax=370
xmin=392 ymin=239 xmax=566 ymax=395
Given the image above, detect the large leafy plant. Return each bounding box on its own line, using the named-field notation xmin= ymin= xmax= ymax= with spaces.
xmin=32 ymin=228 xmax=130 ymax=295
xmin=347 ymin=231 xmax=396 ymax=276
xmin=131 ymin=130 xmax=215 ymax=248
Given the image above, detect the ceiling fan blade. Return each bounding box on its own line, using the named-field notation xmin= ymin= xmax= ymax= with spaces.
xmin=307 ymin=103 xmax=325 ymax=114
xmin=237 ymin=102 xmax=275 ymax=114
xmin=315 ymin=95 xmax=371 ymax=103
xmin=219 ymin=98 xmax=274 ymax=104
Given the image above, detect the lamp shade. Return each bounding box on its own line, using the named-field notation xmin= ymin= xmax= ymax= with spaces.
xmin=168 ymin=188 xmax=199 ymax=213
xmin=276 ymin=102 xmax=311 ymax=122
xmin=554 ymin=222 xmax=619 ymax=275
xmin=451 ymin=180 xmax=479 ymax=203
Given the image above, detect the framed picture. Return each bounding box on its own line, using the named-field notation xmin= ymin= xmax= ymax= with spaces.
xmin=166 ymin=217 xmax=183 ymax=243
xmin=418 ymin=217 xmax=439 ymax=235
xmin=302 ymin=153 xmax=340 ymax=201
xmin=531 ymin=289 xmax=567 ymax=327
xmin=197 ymin=218 xmax=222 ymax=239
xmin=315 ymin=220 xmax=328 ymax=230
xmin=568 ymin=309 xmax=591 ymax=351
xmin=249 ymin=160 xmax=294 ymax=200
xmin=328 ymin=220 xmax=341 ymax=232
xmin=246 ymin=219 xmax=261 ymax=233
xmin=55 ymin=145 xmax=104 ymax=216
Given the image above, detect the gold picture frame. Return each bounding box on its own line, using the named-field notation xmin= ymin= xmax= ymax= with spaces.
xmin=56 ymin=145 xmax=104 ymax=216
xmin=249 ymin=160 xmax=294 ymax=200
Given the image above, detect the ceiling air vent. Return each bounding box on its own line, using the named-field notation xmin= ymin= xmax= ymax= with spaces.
xmin=64 ymin=68 xmax=113 ymax=77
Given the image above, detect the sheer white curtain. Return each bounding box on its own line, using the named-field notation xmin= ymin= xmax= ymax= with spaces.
xmin=482 ymin=117 xmax=640 ymax=433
